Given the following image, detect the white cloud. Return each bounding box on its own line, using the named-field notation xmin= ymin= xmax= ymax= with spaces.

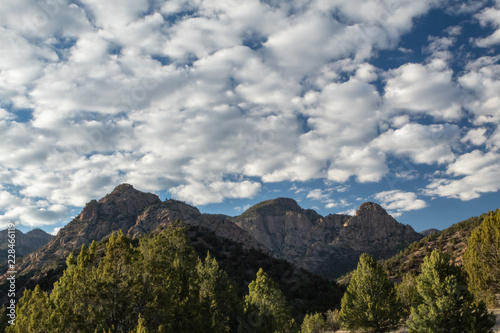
xmin=170 ymin=180 xmax=261 ymax=205
xmin=474 ymin=2 xmax=500 ymax=47
xmin=372 ymin=123 xmax=459 ymax=164
xmin=374 ymin=190 xmax=427 ymax=217
xmin=426 ymin=150 xmax=500 ymax=200
xmin=1 ymin=0 xmax=498 ymax=227
xmin=462 ymin=128 xmax=488 ymax=146
xmin=384 ymin=61 xmax=463 ymax=120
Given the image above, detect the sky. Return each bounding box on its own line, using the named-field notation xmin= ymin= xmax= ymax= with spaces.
xmin=1 ymin=0 xmax=500 ymax=234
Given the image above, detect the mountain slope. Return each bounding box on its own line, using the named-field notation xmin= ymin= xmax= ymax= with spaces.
xmin=231 ymin=199 xmax=423 ymax=279
xmin=382 ymin=211 xmax=493 ymax=280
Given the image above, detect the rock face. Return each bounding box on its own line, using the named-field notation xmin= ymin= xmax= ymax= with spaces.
xmin=231 ymin=199 xmax=423 ymax=279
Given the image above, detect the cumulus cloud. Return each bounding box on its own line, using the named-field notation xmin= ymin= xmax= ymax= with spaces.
xmin=169 ymin=179 xmax=261 ymax=205
xmin=374 ymin=190 xmax=427 ymax=217
xmin=372 ymin=123 xmax=459 ymax=164
xmin=384 ymin=60 xmax=463 ymax=120
xmin=1 ymin=0 xmax=499 ymax=227
xmin=426 ymin=150 xmax=500 ymax=200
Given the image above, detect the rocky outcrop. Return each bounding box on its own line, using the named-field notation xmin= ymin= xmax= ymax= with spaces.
xmin=231 ymin=200 xmax=422 ymax=279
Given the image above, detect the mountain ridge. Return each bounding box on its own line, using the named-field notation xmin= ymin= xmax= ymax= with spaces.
xmin=1 ymin=184 xmax=422 ymax=303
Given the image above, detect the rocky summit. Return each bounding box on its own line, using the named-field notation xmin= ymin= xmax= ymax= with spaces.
xmin=2 ymin=184 xmax=422 ymax=296
xmin=232 ymin=199 xmax=422 ymax=278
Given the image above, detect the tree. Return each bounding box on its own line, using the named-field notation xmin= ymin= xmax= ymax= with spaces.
xmin=300 ymin=313 xmax=327 ymax=333
xmin=0 ymin=306 xmax=8 ymax=333
xmin=243 ymin=268 xmax=296 ymax=333
xmin=197 ymin=253 xmax=239 ymax=333
xmin=463 ymin=210 xmax=500 ymax=307
xmin=407 ymin=249 xmax=495 ymax=333
xmin=339 ymin=253 xmax=401 ymax=333
xmin=396 ymin=272 xmax=419 ymax=319
xmin=6 ymin=285 xmax=52 ymax=333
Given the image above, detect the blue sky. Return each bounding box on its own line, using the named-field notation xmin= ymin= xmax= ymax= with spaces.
xmin=1 ymin=0 xmax=500 ymax=234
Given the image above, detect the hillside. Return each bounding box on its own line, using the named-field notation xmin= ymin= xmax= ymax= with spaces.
xmin=382 ymin=211 xmax=492 ymax=280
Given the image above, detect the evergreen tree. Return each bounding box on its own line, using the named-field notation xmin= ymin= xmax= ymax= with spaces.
xmin=140 ymin=225 xmax=203 ymax=332
xmin=95 ymin=231 xmax=142 ymax=333
xmin=300 ymin=313 xmax=327 ymax=333
xmin=0 ymin=306 xmax=8 ymax=333
xmin=197 ymin=253 xmax=239 ymax=333
xmin=463 ymin=209 xmax=500 ymax=307
xmin=243 ymin=268 xmax=296 ymax=333
xmin=339 ymin=253 xmax=401 ymax=333
xmin=396 ymin=271 xmax=419 ymax=319
xmin=6 ymin=285 xmax=52 ymax=333
xmin=407 ymin=249 xmax=495 ymax=333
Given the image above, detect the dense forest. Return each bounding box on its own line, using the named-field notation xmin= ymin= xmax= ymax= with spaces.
xmin=1 ymin=210 xmax=499 ymax=332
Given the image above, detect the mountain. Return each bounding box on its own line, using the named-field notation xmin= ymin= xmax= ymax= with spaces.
xmin=419 ymin=228 xmax=440 ymax=237
xmin=0 ymin=184 xmax=343 ymax=315
xmin=231 ymin=199 xmax=423 ymax=279
xmin=0 ymin=184 xmax=422 ymax=305
xmin=0 ymin=228 xmax=53 ymax=259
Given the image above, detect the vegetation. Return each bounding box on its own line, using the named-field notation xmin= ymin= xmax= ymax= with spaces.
xmin=407 ymin=250 xmax=495 ymax=333
xmin=464 ymin=209 xmax=500 ymax=307
xmin=300 ymin=313 xmax=327 ymax=333
xmin=339 ymin=253 xmax=402 ymax=332
xmin=383 ymin=213 xmax=486 ymax=280
xmin=5 ymin=228 xmax=243 ymax=332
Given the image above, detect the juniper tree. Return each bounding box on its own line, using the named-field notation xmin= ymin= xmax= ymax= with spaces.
xmin=463 ymin=209 xmax=500 ymax=307
xmin=339 ymin=253 xmax=401 ymax=333
xmin=407 ymin=249 xmax=495 ymax=333
xmin=243 ymin=268 xmax=296 ymax=333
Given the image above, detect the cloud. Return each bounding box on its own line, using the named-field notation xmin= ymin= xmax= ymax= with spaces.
xmin=169 ymin=179 xmax=261 ymax=205
xmin=371 ymin=123 xmax=459 ymax=164
xmin=473 ymin=2 xmax=500 ymax=47
xmin=425 ymin=150 xmax=500 ymax=200
xmin=1 ymin=0 xmax=499 ymax=227
xmin=384 ymin=61 xmax=463 ymax=120
xmin=374 ymin=190 xmax=427 ymax=217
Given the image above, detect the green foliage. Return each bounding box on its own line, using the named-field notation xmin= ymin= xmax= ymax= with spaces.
xmin=300 ymin=313 xmax=327 ymax=333
xmin=407 ymin=250 xmax=495 ymax=333
xmin=243 ymin=268 xmax=296 ymax=333
xmin=0 ymin=306 xmax=7 ymax=333
xmin=463 ymin=209 xmax=500 ymax=307
xmin=396 ymin=272 xmax=419 ymax=318
xmin=339 ymin=253 xmax=401 ymax=333
xmin=9 ymin=226 xmax=240 ymax=333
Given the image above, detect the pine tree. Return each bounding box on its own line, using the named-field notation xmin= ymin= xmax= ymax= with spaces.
xmin=243 ymin=268 xmax=296 ymax=333
xmin=396 ymin=271 xmax=419 ymax=319
xmin=300 ymin=313 xmax=327 ymax=333
xmin=95 ymin=231 xmax=142 ymax=333
xmin=6 ymin=285 xmax=52 ymax=333
xmin=140 ymin=225 xmax=203 ymax=332
xmin=197 ymin=253 xmax=239 ymax=333
xmin=463 ymin=209 xmax=500 ymax=307
xmin=339 ymin=253 xmax=401 ymax=333
xmin=407 ymin=249 xmax=495 ymax=333
xmin=0 ymin=306 xmax=8 ymax=333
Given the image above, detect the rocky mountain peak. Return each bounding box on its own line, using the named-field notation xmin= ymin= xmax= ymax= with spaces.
xmin=241 ymin=197 xmax=301 ymax=217
xmin=77 ymin=184 xmax=161 ymax=222
xmin=355 ymin=202 xmax=388 ymax=217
